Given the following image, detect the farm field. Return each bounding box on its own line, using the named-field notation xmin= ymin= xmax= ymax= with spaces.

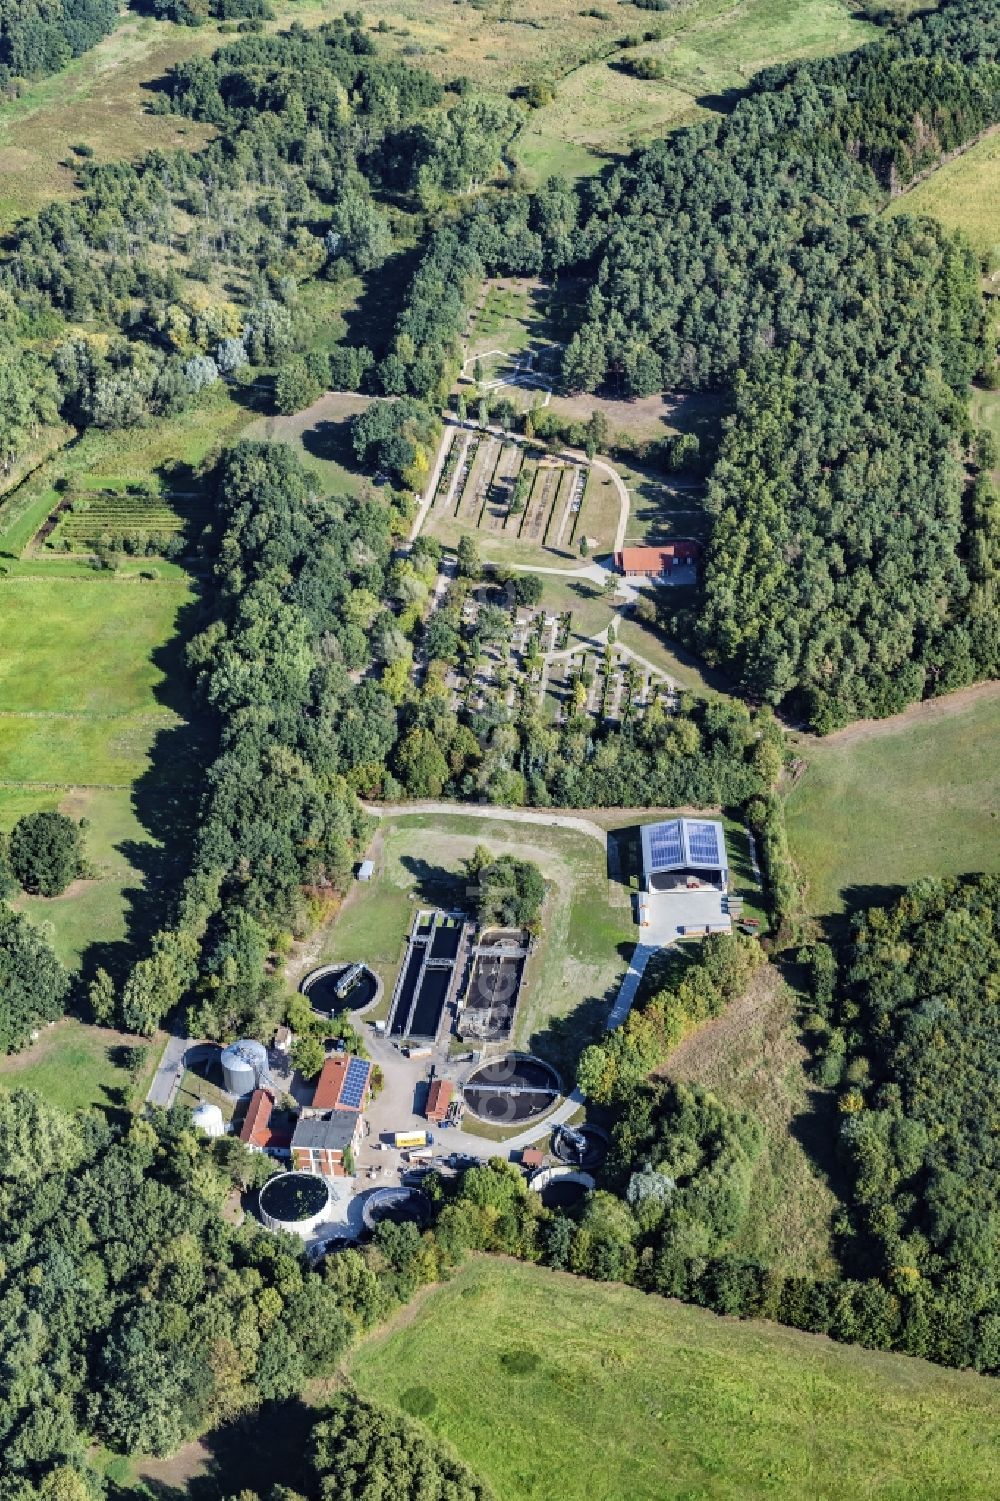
xmin=785 ymin=684 xmax=1000 ymax=923
xmin=351 ymin=1256 xmax=1000 ymax=1501
xmin=315 ymin=811 xmax=633 ymax=1070
xmin=887 ymin=126 xmax=1000 ymax=261
xmin=0 ymin=1016 xmax=161 ymax=1112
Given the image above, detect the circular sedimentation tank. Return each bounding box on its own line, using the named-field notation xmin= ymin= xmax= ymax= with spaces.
xmin=363 ymin=1187 xmax=431 ymax=1232
xmin=552 ymin=1124 xmax=608 ymax=1171
xmin=529 ymin=1167 xmax=595 ymax=1210
xmin=463 ymin=1053 xmax=560 ymax=1126
xmin=258 ymin=1171 xmax=332 ymax=1237
xmin=302 ymin=963 xmax=378 ymax=1016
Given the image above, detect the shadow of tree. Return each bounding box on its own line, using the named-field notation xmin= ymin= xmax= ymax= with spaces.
xmin=300 ymin=415 xmax=358 ymax=470
xmin=399 ymin=854 xmax=470 ymax=912
xmin=109 ymin=1396 xmax=320 ymax=1501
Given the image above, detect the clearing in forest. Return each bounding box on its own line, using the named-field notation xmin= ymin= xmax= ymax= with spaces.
xmin=785 ymin=684 xmax=1000 ymax=923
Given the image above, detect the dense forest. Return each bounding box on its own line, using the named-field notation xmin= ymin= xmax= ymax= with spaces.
xmin=0 ymin=1083 xmax=524 ymax=1496
xmin=811 ymin=877 xmax=1000 ymax=1369
xmin=556 ymin=0 xmax=1000 ymax=728
xmin=0 ymin=0 xmax=118 ymax=87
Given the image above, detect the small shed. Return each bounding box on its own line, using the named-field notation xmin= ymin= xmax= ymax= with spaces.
xmin=357 ymin=859 xmax=375 ymax=882
xmin=521 ymin=1147 xmax=546 ymax=1171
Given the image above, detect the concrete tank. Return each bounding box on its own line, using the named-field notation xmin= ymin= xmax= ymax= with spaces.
xmin=191 ymin=1100 xmax=225 ymax=1138
xmin=258 ymin=1171 xmax=332 ymax=1238
xmin=220 ymin=1038 xmax=268 ymax=1097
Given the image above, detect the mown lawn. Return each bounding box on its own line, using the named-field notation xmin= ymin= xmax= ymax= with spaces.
xmin=0 ymin=569 xmax=203 ymax=970
xmin=0 ymin=576 xmax=192 ymax=717
xmin=0 ymin=1016 xmax=160 ymax=1112
xmin=785 ymin=685 xmax=1000 ymax=922
xmin=351 ymin=1257 xmax=1000 ymax=1501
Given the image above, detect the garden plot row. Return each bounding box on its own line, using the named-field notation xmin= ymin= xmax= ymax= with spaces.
xmin=436 ymin=435 xmax=591 ymax=548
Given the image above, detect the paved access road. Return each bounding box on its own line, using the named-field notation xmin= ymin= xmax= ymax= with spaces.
xmin=146 ymin=1037 xmax=216 ymax=1108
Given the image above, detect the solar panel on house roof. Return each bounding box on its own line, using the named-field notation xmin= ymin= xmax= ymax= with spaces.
xmin=648 ymin=821 xmax=683 ymax=869
xmin=339 ymin=1057 xmax=370 ymax=1111
xmin=686 ymin=821 xmax=723 ymax=866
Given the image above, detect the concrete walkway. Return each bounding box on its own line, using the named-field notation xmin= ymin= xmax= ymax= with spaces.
xmin=409 ymin=424 xmax=457 ymax=542
xmin=606 ymin=942 xmax=656 ymax=1029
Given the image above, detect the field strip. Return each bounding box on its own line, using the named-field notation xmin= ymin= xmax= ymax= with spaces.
xmin=0 ymin=709 xmax=179 ymax=721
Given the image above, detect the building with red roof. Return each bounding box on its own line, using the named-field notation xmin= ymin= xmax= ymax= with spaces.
xmin=312 ymin=1054 xmax=372 ymax=1113
xmin=613 ymin=542 xmax=701 ymax=580
xmin=239 ymin=1088 xmax=275 ymax=1151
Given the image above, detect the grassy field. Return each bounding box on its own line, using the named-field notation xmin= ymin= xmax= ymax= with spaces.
xmin=664 ymin=961 xmax=839 ymax=1276
xmin=0 ymin=785 xmax=186 ymax=974
xmin=0 ymin=1017 xmax=161 ymax=1112
xmin=514 ymin=0 xmax=875 ymax=182
xmin=0 ymin=567 xmax=202 ymax=972
xmin=785 ymin=684 xmax=1000 ymax=924
xmin=313 ymin=811 xmax=634 ymax=1067
xmin=0 ymin=576 xmax=192 ymax=716
xmin=887 ymin=126 xmax=1000 ymax=263
xmin=245 ymin=390 xmax=375 ymax=499
xmin=351 ymin=1256 xmax=1000 ymax=1501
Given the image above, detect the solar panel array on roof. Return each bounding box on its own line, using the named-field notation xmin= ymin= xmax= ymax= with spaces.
xmin=339 ymin=1057 xmax=370 ymax=1111
xmin=686 ymin=821 xmax=722 ymax=866
xmin=648 ymin=821 xmax=683 ymax=868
